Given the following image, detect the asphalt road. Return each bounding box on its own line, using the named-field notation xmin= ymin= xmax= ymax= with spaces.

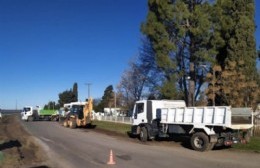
xmin=22 ymin=121 xmax=260 ymax=168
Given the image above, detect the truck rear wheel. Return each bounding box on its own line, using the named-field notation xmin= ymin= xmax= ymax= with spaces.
xmin=191 ymin=132 xmax=210 ymax=152
xmin=139 ymin=127 xmax=148 ymax=142
xmin=207 ymin=143 xmax=216 ymax=150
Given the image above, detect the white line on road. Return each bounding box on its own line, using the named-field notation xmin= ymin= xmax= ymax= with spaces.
xmin=40 ymin=137 xmax=53 ymax=143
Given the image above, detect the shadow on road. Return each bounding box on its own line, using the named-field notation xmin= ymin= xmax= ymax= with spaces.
xmin=126 ymin=132 xmax=193 ymax=150
xmin=127 ymin=131 xmax=138 ymax=138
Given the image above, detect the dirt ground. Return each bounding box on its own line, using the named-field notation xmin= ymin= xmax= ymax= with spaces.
xmin=0 ymin=115 xmax=49 ymax=168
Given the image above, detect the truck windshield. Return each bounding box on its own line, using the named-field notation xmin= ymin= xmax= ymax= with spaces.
xmin=136 ymin=103 xmax=144 ymax=114
xmin=71 ymin=105 xmax=84 ymax=114
xmin=23 ymin=108 xmax=31 ymax=112
xmin=134 ymin=103 xmax=144 ymax=119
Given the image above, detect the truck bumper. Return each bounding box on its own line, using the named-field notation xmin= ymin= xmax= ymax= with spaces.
xmin=131 ymin=125 xmax=139 ymax=135
xmin=219 ymin=131 xmax=249 ymax=146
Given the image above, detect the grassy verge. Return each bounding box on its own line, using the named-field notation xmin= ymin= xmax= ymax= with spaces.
xmin=232 ymin=137 xmax=260 ymax=152
xmin=92 ymin=120 xmax=131 ymax=135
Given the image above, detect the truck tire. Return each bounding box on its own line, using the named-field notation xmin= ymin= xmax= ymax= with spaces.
xmin=139 ymin=127 xmax=148 ymax=142
xmin=191 ymin=132 xmax=210 ymax=152
xmin=207 ymin=143 xmax=216 ymax=151
xmin=28 ymin=116 xmax=34 ymax=122
xmin=63 ymin=120 xmax=68 ymax=127
xmin=69 ymin=119 xmax=77 ymax=129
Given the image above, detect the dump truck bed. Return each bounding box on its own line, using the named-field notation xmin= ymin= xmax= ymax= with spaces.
xmin=160 ymin=106 xmax=253 ymax=130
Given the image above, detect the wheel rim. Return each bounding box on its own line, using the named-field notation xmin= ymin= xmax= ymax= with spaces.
xmin=194 ymin=137 xmax=204 ymax=149
xmin=140 ymin=131 xmax=143 ymax=139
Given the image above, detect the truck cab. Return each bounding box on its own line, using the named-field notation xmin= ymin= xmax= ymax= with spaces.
xmin=131 ymin=100 xmax=186 ymax=140
xmin=132 ymin=100 xmax=186 ymax=126
xmin=21 ymin=106 xmax=34 ymax=121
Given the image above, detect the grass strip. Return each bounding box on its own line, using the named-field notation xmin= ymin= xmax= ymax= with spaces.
xmin=92 ymin=120 xmax=131 ymax=135
xmin=232 ymin=137 xmax=260 ymax=152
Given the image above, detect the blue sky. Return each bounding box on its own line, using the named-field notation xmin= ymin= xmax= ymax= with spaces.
xmin=0 ymin=0 xmax=259 ymax=109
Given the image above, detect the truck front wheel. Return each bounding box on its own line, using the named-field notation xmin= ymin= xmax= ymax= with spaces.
xmin=69 ymin=119 xmax=77 ymax=129
xmin=191 ymin=132 xmax=210 ymax=152
xmin=28 ymin=116 xmax=34 ymax=122
xmin=139 ymin=127 xmax=148 ymax=142
xmin=63 ymin=120 xmax=68 ymax=127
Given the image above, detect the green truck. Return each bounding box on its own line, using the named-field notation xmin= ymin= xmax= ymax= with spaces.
xmin=21 ymin=106 xmax=58 ymax=121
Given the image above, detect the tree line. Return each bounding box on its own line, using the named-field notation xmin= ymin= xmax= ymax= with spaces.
xmin=43 ymin=83 xmax=78 ymax=110
xmin=117 ymin=0 xmax=260 ymax=110
xmin=43 ymin=83 xmax=117 ymax=112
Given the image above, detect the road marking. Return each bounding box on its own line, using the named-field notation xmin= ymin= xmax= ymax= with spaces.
xmin=40 ymin=137 xmax=53 ymax=143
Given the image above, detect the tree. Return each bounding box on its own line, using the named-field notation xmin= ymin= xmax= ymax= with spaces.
xmin=95 ymin=85 xmax=115 ymax=112
xmin=142 ymin=0 xmax=217 ymax=106
xmin=72 ymin=82 xmax=78 ymax=102
xmin=58 ymin=83 xmax=78 ymax=107
xmin=118 ymin=61 xmax=145 ymax=110
xmin=118 ymin=38 xmax=162 ymax=110
xmin=102 ymin=85 xmax=114 ymax=108
xmin=43 ymin=101 xmax=57 ymax=110
xmin=93 ymin=98 xmax=102 ymax=112
xmin=58 ymin=90 xmax=75 ymax=107
xmin=212 ymin=0 xmax=259 ymax=107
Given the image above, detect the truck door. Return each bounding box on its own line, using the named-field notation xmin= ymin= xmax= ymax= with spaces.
xmin=132 ymin=103 xmax=147 ymax=125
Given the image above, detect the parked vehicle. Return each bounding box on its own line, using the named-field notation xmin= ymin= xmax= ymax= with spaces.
xmin=62 ymin=99 xmax=93 ymax=128
xmin=58 ymin=101 xmax=88 ymax=122
xmin=21 ymin=106 xmax=58 ymax=121
xmin=131 ymin=100 xmax=253 ymax=151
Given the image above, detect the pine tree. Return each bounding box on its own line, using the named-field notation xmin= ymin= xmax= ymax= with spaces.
xmin=142 ymin=0 xmax=216 ymax=106
xmin=72 ymin=82 xmax=78 ymax=102
xmin=99 ymin=85 xmax=114 ymax=109
xmin=212 ymin=0 xmax=259 ymax=107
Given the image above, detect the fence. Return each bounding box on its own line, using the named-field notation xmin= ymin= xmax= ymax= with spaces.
xmin=93 ymin=115 xmax=132 ymax=125
xmin=253 ymin=117 xmax=260 ymax=136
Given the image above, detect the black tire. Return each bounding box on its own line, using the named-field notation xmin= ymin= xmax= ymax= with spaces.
xmin=207 ymin=143 xmax=216 ymax=151
xmin=28 ymin=116 xmax=34 ymax=122
xmin=69 ymin=119 xmax=77 ymax=129
xmin=139 ymin=127 xmax=148 ymax=142
xmin=191 ymin=132 xmax=210 ymax=152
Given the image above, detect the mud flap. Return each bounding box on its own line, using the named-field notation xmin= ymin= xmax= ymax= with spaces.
xmin=210 ymin=135 xmax=218 ymax=143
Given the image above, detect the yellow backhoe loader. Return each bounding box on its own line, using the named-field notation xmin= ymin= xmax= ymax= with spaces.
xmin=63 ymin=98 xmax=93 ymax=129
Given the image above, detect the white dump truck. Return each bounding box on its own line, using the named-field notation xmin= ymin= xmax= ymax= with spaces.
xmin=21 ymin=106 xmax=58 ymax=121
xmin=131 ymin=100 xmax=253 ymax=151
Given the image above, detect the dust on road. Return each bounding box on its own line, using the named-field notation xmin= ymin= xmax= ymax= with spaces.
xmin=0 ymin=115 xmax=49 ymax=168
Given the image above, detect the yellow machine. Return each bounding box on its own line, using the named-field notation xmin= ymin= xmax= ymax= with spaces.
xmin=63 ymin=98 xmax=93 ymax=128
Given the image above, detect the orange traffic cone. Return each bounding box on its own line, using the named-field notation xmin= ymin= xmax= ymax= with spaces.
xmin=107 ymin=149 xmax=116 ymax=165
